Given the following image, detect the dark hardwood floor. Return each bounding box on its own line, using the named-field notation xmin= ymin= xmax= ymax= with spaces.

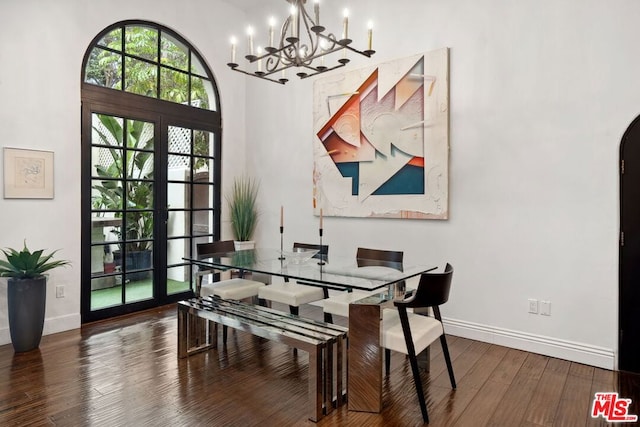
xmin=0 ymin=303 xmax=638 ymax=426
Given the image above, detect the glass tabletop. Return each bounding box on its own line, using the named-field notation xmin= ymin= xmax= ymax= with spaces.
xmin=186 ymin=248 xmax=436 ymax=292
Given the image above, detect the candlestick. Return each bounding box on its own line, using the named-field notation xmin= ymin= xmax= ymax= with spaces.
xmin=314 ymin=0 xmax=320 ymax=25
xmin=367 ymin=21 xmax=373 ymax=51
xmin=280 ymin=205 xmax=284 ymax=227
xmin=279 ymin=225 xmax=285 ymax=260
xmin=318 ymin=227 xmax=325 ymax=265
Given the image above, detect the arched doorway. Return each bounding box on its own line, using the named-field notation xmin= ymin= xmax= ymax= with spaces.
xmin=80 ymin=21 xmax=222 ymax=322
xmin=619 ymin=114 xmax=640 ymax=373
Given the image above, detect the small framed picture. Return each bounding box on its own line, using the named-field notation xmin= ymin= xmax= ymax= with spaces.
xmin=3 ymin=147 xmax=54 ymax=199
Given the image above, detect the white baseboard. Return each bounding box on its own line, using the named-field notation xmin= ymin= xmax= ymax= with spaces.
xmin=0 ymin=314 xmax=81 ymax=347
xmin=0 ymin=312 xmax=615 ymax=370
xmin=443 ymin=317 xmax=615 ymax=370
xmin=43 ymin=313 xmax=81 ymax=336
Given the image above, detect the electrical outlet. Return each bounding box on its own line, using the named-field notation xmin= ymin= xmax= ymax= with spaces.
xmin=55 ymin=285 xmax=65 ymax=298
xmin=528 ymin=298 xmax=538 ymax=314
xmin=540 ymin=300 xmax=551 ymax=316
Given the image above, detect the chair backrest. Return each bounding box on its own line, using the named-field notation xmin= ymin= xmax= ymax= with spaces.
xmin=405 ymin=263 xmax=453 ymax=308
xmin=293 ymin=242 xmax=329 ymax=262
xmin=197 ymin=240 xmax=236 ymax=258
xmin=356 ymin=247 xmax=403 ymax=271
xmin=194 ymin=240 xmax=237 ymax=287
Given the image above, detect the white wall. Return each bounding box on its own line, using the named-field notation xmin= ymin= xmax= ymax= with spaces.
xmin=0 ymin=0 xmax=634 ymax=369
xmin=0 ymin=0 xmax=247 ymax=340
xmin=244 ymin=0 xmax=640 ymax=369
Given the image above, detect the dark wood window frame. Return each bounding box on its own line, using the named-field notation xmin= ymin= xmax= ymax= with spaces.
xmin=81 ymin=21 xmax=222 ymax=323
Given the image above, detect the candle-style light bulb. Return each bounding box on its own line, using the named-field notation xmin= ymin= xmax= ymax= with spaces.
xmin=268 ymin=16 xmax=275 ymax=48
xmin=342 ymin=8 xmax=349 ymax=40
xmin=290 ymin=5 xmax=298 ymax=39
xmin=280 ymin=206 xmax=284 ymax=228
xmin=247 ymin=26 xmax=254 ymax=56
xmin=367 ymin=21 xmax=373 ymax=51
xmin=320 ymin=208 xmax=323 ymax=229
xmin=256 ymin=46 xmax=263 ymax=72
xmin=230 ymin=36 xmax=237 ymax=63
xmin=314 ymin=0 xmax=320 ymax=25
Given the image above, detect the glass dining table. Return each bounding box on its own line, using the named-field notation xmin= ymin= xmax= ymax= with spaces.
xmin=185 ymin=247 xmax=437 ymax=414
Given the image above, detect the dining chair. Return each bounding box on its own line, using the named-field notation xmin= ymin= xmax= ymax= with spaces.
xmin=196 ymin=240 xmax=266 ymax=343
xmin=257 ymin=242 xmax=330 ymax=321
xmin=381 ymin=263 xmax=455 ymax=424
xmin=322 ymin=247 xmax=404 ymax=320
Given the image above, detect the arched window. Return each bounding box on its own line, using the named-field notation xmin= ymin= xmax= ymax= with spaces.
xmin=84 ymin=22 xmax=218 ymax=111
xmin=81 ymin=20 xmax=222 ymax=323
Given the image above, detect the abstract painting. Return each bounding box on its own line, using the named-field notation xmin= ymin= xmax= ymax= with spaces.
xmin=312 ymin=48 xmax=449 ymax=219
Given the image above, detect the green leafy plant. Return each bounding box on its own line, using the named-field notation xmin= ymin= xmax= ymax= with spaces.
xmin=0 ymin=240 xmax=70 ymax=279
xmin=227 ymin=176 xmax=260 ymax=242
xmin=92 ymin=114 xmax=154 ymax=252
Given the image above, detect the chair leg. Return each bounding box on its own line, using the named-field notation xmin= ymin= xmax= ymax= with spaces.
xmin=385 ymin=349 xmax=391 ymax=376
xmin=439 ymin=334 xmax=456 ymax=389
xmin=223 ymin=325 xmax=228 ymax=345
xmin=407 ymin=349 xmax=429 ymax=423
xmin=321 ymin=287 xmax=333 ymax=324
xmin=258 ymin=298 xmax=272 ymax=308
xmin=196 ymin=275 xmax=203 ymax=297
xmin=398 ymin=307 xmax=429 ymax=423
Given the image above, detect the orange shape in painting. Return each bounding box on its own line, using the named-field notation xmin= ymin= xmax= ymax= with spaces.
xmin=324 ymin=131 xmax=375 ymax=163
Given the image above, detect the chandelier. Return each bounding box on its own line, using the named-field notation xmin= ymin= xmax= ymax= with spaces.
xmin=227 ymin=0 xmax=375 ymax=84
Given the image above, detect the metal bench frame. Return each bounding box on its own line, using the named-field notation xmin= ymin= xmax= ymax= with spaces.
xmin=177 ymin=296 xmax=348 ymax=422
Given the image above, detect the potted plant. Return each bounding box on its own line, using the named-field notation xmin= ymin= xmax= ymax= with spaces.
xmin=92 ymin=114 xmax=154 ymax=280
xmin=226 ymin=176 xmax=259 ymax=250
xmin=0 ymin=241 xmax=70 ymax=352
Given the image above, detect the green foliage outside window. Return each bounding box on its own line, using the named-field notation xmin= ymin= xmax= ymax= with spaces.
xmin=84 ymin=25 xmax=210 ymax=110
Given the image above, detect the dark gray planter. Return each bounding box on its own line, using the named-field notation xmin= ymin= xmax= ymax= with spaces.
xmin=113 ymin=249 xmax=152 ymax=281
xmin=8 ymin=276 xmax=47 ymax=352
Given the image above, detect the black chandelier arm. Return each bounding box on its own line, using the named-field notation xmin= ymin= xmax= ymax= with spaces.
xmin=298 ymin=5 xmax=321 ymax=58
xmin=229 ymin=66 xmax=287 ymax=85
xmin=264 ymin=55 xmax=281 ymax=73
xmin=279 ymin=16 xmax=297 ymax=62
xmin=315 ymin=31 xmax=340 ymax=52
xmin=230 ymin=52 xmax=347 ymax=84
xmin=297 ymin=61 xmax=348 ymax=79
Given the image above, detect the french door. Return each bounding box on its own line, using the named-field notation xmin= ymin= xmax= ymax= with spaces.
xmin=81 ymin=86 xmax=221 ymax=323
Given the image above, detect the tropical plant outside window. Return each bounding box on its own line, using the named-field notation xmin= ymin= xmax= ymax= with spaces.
xmin=92 ymin=114 xmax=154 ymax=254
